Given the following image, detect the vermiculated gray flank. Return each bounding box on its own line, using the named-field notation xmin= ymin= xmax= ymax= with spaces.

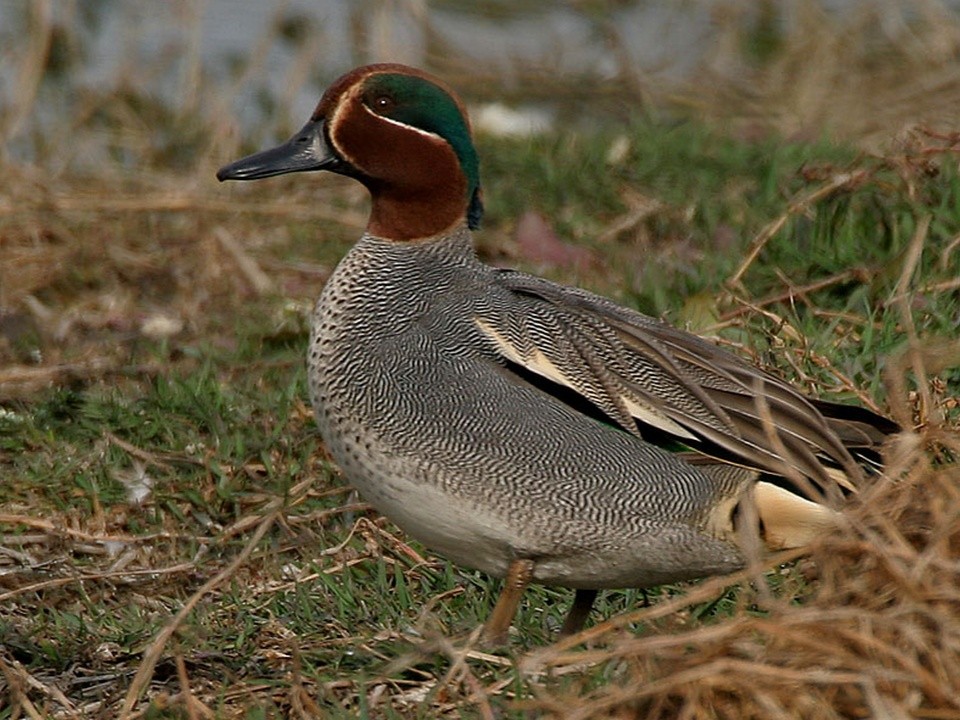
xmin=308 ymin=228 xmax=746 ymax=589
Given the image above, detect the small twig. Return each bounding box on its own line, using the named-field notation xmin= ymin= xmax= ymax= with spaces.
xmin=794 ymin=349 xmax=887 ymax=414
xmin=118 ymin=509 xmax=280 ymax=718
xmin=432 ymin=627 xmax=496 ymax=720
xmin=9 ymin=651 xmax=83 ymax=716
xmin=727 ymin=170 xmax=868 ymax=288
xmin=0 ymin=193 xmax=367 ymax=228
xmin=888 ymin=216 xmax=935 ymax=427
xmin=213 ymin=226 xmax=275 ymax=295
xmin=284 ymin=501 xmax=371 ymax=527
xmin=720 ymin=269 xmax=859 ymax=321
xmin=0 ymin=0 xmax=52 ymax=146
xmin=259 ymin=256 xmax=331 ymax=278
xmin=596 ymin=195 xmax=666 ymax=244
xmin=104 ymin=431 xmax=179 ymax=471
xmin=288 ymin=636 xmax=324 ymax=719
xmin=0 ymin=513 xmax=188 ymax=546
xmin=218 ymin=477 xmax=315 ymax=539
xmin=920 ymin=276 xmax=960 ymax=294
xmin=0 ymin=561 xmax=199 ymax=603
xmin=365 ymin=521 xmax=430 ymax=566
xmin=174 ymin=654 xmax=210 ymax=720
xmin=0 ymin=360 xmax=163 ymax=391
xmin=0 ymin=655 xmax=50 ymax=720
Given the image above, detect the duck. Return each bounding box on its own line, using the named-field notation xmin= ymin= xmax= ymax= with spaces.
xmin=217 ymin=63 xmax=896 ymax=643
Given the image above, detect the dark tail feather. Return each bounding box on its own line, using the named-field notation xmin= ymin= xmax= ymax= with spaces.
xmin=811 ymin=399 xmax=899 ymax=468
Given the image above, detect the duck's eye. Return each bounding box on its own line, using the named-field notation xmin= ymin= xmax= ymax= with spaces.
xmin=373 ymin=95 xmax=395 ymax=112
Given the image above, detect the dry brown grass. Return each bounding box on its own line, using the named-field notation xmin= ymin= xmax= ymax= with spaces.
xmin=687 ymin=1 xmax=960 ymax=149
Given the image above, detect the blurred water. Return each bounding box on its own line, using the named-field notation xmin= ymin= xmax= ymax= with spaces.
xmin=1 ymin=0 xmax=955 ymax=157
xmin=0 ymin=1 xmax=718 ymax=128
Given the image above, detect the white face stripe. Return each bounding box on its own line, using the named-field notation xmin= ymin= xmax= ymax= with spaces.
xmin=327 ymin=78 xmax=453 ymax=170
xmin=326 ymin=87 xmax=354 ymax=163
xmin=359 ymin=102 xmax=446 ymax=143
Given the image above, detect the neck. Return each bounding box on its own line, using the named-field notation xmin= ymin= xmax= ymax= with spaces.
xmin=366 ymin=180 xmax=468 ymax=241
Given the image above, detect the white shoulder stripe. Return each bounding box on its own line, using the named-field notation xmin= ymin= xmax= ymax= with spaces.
xmin=474 ymin=317 xmax=696 ymax=440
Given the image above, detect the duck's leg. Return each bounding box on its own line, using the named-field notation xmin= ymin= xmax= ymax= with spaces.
xmin=483 ymin=558 xmax=534 ymax=644
xmin=560 ymin=588 xmax=598 ymax=636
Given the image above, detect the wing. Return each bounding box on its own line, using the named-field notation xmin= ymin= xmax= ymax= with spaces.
xmin=477 ymin=269 xmax=894 ymax=504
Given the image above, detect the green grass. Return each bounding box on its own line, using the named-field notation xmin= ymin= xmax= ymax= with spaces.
xmin=2 ymin=114 xmax=959 ymax=717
